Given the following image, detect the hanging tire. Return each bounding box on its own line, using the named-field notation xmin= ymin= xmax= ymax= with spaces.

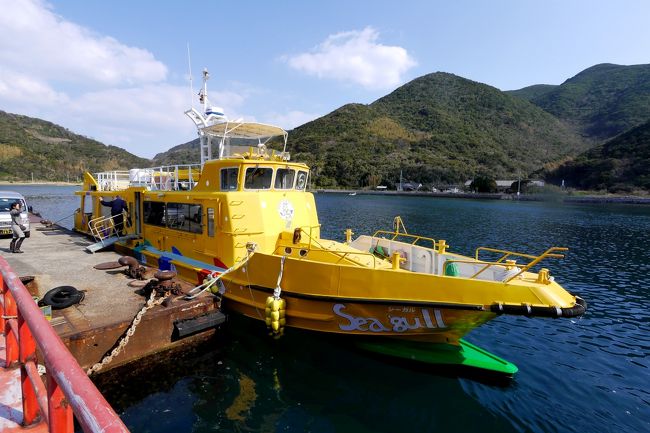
xmin=40 ymin=286 xmax=85 ymax=310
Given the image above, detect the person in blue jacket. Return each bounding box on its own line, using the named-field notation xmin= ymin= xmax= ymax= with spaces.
xmin=100 ymin=195 xmax=129 ymax=236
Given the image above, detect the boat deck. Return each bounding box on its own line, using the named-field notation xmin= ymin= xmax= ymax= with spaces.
xmin=2 ymin=215 xmax=224 ymax=372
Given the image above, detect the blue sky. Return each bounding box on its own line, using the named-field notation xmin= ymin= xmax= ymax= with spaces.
xmin=1 ymin=0 xmax=649 ymax=158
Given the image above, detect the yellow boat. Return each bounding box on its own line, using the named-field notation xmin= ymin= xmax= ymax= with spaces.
xmin=73 ymin=70 xmax=586 ymax=374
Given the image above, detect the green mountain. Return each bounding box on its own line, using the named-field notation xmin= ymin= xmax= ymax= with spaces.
xmin=152 ymin=138 xmax=200 ymax=165
xmin=507 ymin=84 xmax=558 ymax=101
xmin=544 ymin=119 xmax=650 ymax=192
xmin=287 ymin=72 xmax=588 ymax=187
xmin=0 ymin=110 xmax=149 ymax=182
xmin=508 ymin=63 xmax=650 ymax=141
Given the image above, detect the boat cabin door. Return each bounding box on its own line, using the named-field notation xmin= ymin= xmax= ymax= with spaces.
xmin=133 ymin=192 xmax=142 ymax=235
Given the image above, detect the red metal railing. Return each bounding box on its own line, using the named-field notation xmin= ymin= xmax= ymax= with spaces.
xmin=0 ymin=256 xmax=129 ymax=432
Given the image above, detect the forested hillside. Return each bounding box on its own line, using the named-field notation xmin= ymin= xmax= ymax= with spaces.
xmin=0 ymin=111 xmax=149 ymax=181
xmin=544 ymin=119 xmax=650 ymax=192
xmin=508 ymin=63 xmax=650 ymax=141
xmin=286 ymin=73 xmax=587 ymax=187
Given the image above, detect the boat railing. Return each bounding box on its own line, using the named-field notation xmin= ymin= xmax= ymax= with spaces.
xmin=288 ymin=226 xmax=382 ymax=268
xmin=470 ymin=246 xmax=568 ymax=282
xmin=88 ymin=214 xmax=129 ymax=244
xmin=442 ymin=258 xmax=526 ymax=281
xmin=370 ymin=230 xmax=437 ymax=248
xmin=274 ymin=243 xmax=382 ymax=269
xmin=95 ymin=164 xmax=201 ymax=192
xmin=96 ymin=170 xmax=131 ymax=191
xmin=0 ymin=256 xmax=129 ymax=432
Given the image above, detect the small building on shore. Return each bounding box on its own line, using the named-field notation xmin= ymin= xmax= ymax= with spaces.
xmin=464 ymin=179 xmax=546 ymax=193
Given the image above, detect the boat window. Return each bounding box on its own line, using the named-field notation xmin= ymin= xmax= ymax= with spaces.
xmin=274 ymin=168 xmax=295 ymax=189
xmin=220 ymin=167 xmax=239 ymax=191
xmin=244 ymin=167 xmax=273 ymax=190
xmin=165 ymin=202 xmax=202 ymax=234
xmin=143 ymin=201 xmax=202 ymax=234
xmin=143 ymin=201 xmax=166 ymax=227
xmin=296 ymin=171 xmax=309 ymax=191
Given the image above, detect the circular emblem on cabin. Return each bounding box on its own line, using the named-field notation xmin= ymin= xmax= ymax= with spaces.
xmin=278 ymin=199 xmax=294 ymax=222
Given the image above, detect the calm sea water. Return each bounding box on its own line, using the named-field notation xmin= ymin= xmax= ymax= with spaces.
xmin=5 ymin=186 xmax=649 ymax=432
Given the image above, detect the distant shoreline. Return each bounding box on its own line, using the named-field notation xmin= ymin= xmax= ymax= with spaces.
xmin=0 ymin=181 xmax=81 ymax=186
xmin=1 ymin=183 xmax=648 ymax=204
xmin=314 ymin=189 xmax=650 ymax=204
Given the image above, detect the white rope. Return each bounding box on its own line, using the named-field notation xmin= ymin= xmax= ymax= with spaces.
xmin=184 ymin=242 xmax=257 ymax=300
xmin=273 ymin=256 xmax=286 ymax=299
xmin=86 ymin=243 xmax=257 ymax=375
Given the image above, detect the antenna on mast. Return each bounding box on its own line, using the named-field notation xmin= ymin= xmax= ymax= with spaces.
xmin=201 ymin=68 xmax=210 ymax=112
xmin=187 ymin=43 xmax=194 ymax=109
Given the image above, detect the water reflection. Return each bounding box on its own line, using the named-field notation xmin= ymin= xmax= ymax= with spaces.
xmin=98 ymin=316 xmax=518 ymax=433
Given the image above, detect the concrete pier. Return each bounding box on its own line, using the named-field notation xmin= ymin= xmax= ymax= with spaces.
xmin=2 ymin=216 xmax=224 ymax=373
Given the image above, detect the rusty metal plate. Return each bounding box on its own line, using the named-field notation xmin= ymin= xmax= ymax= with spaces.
xmin=94 ymin=262 xmax=124 ymax=270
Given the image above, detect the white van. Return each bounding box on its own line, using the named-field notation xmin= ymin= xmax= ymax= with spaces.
xmin=0 ymin=191 xmax=30 ymax=237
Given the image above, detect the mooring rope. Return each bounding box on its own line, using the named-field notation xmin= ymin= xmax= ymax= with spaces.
xmin=184 ymin=242 xmax=257 ymax=300
xmin=86 ymin=288 xmax=170 ymax=376
xmin=86 ymin=242 xmax=257 ymax=376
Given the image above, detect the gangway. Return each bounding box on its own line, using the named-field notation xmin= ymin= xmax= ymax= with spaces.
xmin=86 ymin=214 xmax=138 ymax=253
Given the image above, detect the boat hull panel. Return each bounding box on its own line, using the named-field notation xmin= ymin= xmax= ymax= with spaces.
xmin=223 ymin=282 xmax=495 ymax=344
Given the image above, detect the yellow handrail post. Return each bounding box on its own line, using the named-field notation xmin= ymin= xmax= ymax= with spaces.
xmin=391 ymin=252 xmax=401 ymax=270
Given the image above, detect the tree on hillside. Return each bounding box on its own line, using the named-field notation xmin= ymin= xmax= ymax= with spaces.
xmin=470 ymin=176 xmax=497 ymax=193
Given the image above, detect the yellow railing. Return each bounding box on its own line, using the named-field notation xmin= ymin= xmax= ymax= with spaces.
xmin=473 ymin=246 xmax=568 ymax=282
xmin=443 ymin=258 xmax=525 ymax=280
xmin=273 ymin=244 xmax=381 ymax=268
xmin=371 ymin=215 xmax=436 ymax=248
xmin=88 ymin=214 xmax=131 ymax=244
xmin=88 ymin=215 xmax=115 ymax=244
xmin=370 ymin=230 xmax=437 ymax=248
xmin=277 ymin=226 xmax=382 ymax=269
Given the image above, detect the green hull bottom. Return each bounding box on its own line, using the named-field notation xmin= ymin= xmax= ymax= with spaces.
xmin=357 ymin=338 xmax=518 ymax=376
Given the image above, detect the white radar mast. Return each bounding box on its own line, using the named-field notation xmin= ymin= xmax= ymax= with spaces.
xmin=184 ymin=68 xmax=227 ymax=167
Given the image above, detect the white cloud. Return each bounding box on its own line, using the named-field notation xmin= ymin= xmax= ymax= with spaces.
xmin=0 ymin=0 xmax=250 ymax=158
xmin=285 ymin=27 xmax=416 ymax=89
xmin=263 ymin=111 xmax=320 ymax=130
xmin=0 ymin=69 xmax=69 ymax=106
xmin=0 ymin=0 xmax=167 ymax=86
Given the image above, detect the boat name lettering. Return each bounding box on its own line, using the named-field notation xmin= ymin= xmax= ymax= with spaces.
xmin=333 ymin=304 xmax=446 ymax=333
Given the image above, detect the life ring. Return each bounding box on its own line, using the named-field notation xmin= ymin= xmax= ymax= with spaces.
xmin=39 ymin=286 xmax=85 ymax=310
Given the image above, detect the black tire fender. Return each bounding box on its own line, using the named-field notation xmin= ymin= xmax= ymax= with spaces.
xmin=40 ymin=285 xmax=85 ymax=309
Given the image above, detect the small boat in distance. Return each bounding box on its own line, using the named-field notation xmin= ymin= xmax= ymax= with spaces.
xmin=72 ymin=69 xmax=586 ymax=375
xmin=348 ymin=192 xmax=357 ymax=196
